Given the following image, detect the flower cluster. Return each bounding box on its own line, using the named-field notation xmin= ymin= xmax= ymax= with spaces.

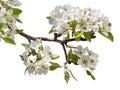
xmin=0 ymin=0 xmax=22 ymax=44
xmin=47 ymin=4 xmax=111 ymax=39
xmin=20 ymin=39 xmax=59 ymax=75
xmin=68 ymin=45 xmax=98 ymax=71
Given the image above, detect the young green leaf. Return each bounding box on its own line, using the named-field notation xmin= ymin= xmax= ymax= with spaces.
xmin=64 ymin=71 xmax=70 ymax=83
xmin=68 ymin=49 xmax=78 ymax=62
xmin=16 ymin=18 xmax=23 ymax=23
xmin=86 ymin=70 xmax=96 ymax=80
xmin=68 ymin=69 xmax=78 ymax=81
xmin=84 ymin=32 xmax=91 ymax=42
xmin=98 ymin=30 xmax=114 ymax=42
xmin=2 ymin=37 xmax=16 ymax=45
xmin=48 ymin=29 xmax=57 ymax=34
xmin=16 ymin=29 xmax=23 ymax=34
xmin=50 ymin=62 xmax=61 ymax=71
xmin=0 ymin=29 xmax=4 ymax=34
xmin=74 ymin=31 xmax=84 ymax=41
xmin=12 ymin=8 xmax=22 ymax=16
xmin=0 ymin=22 xmax=4 ymax=29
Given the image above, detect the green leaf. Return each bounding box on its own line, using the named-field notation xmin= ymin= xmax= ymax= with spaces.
xmin=12 ymin=8 xmax=22 ymax=16
xmin=86 ymin=70 xmax=96 ymax=80
xmin=68 ymin=69 xmax=78 ymax=81
xmin=68 ymin=49 xmax=72 ymax=62
xmin=99 ymin=30 xmax=114 ymax=42
xmin=74 ymin=31 xmax=84 ymax=41
xmin=16 ymin=29 xmax=23 ymax=34
xmin=64 ymin=71 xmax=70 ymax=83
xmin=63 ymin=33 xmax=70 ymax=40
xmin=16 ymin=18 xmax=23 ymax=23
xmin=0 ymin=29 xmax=4 ymax=34
xmin=50 ymin=62 xmax=61 ymax=71
xmin=84 ymin=32 xmax=91 ymax=42
xmin=2 ymin=37 xmax=16 ymax=45
xmin=68 ymin=49 xmax=78 ymax=62
xmin=48 ymin=29 xmax=57 ymax=34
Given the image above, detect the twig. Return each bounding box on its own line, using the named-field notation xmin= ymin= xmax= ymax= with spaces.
xmin=19 ymin=32 xmax=96 ymax=65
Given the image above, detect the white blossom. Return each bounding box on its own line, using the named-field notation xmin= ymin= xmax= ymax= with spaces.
xmin=73 ymin=45 xmax=85 ymax=56
xmin=30 ymin=39 xmax=41 ymax=50
xmin=3 ymin=0 xmax=21 ymax=7
xmin=35 ymin=61 xmax=49 ymax=75
xmin=99 ymin=16 xmax=111 ymax=36
xmin=43 ymin=45 xmax=58 ymax=60
xmin=0 ymin=8 xmax=13 ymax=23
xmin=78 ymin=55 xmax=90 ymax=69
xmin=4 ymin=29 xmax=15 ymax=39
xmin=27 ymin=63 xmax=35 ymax=75
xmin=89 ymin=53 xmax=98 ymax=70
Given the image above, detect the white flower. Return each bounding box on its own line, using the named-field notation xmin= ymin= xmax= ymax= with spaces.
xmin=76 ymin=18 xmax=87 ymax=31
xmin=7 ymin=18 xmax=17 ymax=30
xmin=73 ymin=45 xmax=85 ymax=56
xmin=78 ymin=55 xmax=90 ymax=69
xmin=30 ymin=39 xmax=41 ymax=50
xmin=4 ymin=29 xmax=15 ymax=39
xmin=35 ymin=61 xmax=49 ymax=75
xmin=43 ymin=46 xmax=58 ymax=60
xmin=57 ymin=23 xmax=71 ymax=35
xmin=89 ymin=53 xmax=98 ymax=70
xmin=86 ymin=17 xmax=99 ymax=31
xmin=21 ymin=52 xmax=29 ymax=66
xmin=27 ymin=63 xmax=35 ymax=75
xmin=4 ymin=0 xmax=21 ymax=7
xmin=99 ymin=16 xmax=111 ymax=36
xmin=0 ymin=8 xmax=12 ymax=23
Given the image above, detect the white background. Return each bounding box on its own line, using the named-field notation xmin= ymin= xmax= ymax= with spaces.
xmin=0 ymin=0 xmax=120 ymax=90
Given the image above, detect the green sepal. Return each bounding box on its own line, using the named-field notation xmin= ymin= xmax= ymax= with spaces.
xmin=64 ymin=71 xmax=70 ymax=84
xmin=49 ymin=62 xmax=61 ymax=71
xmin=86 ymin=70 xmax=96 ymax=80
xmin=48 ymin=29 xmax=57 ymax=34
xmin=51 ymin=55 xmax=59 ymax=60
xmin=12 ymin=8 xmax=22 ymax=16
xmin=46 ymin=16 xmax=51 ymax=19
xmin=21 ymin=43 xmax=29 ymax=47
xmin=70 ymin=20 xmax=78 ymax=29
xmin=84 ymin=32 xmax=91 ymax=42
xmin=2 ymin=37 xmax=16 ymax=45
xmin=63 ymin=33 xmax=70 ymax=40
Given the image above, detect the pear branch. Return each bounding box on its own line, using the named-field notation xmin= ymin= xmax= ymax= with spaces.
xmin=19 ymin=32 xmax=96 ymax=65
